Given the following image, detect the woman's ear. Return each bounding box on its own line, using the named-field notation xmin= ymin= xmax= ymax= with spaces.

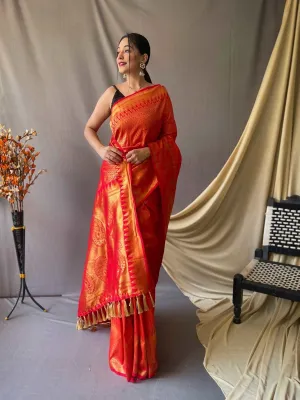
xmin=142 ymin=54 xmax=149 ymax=64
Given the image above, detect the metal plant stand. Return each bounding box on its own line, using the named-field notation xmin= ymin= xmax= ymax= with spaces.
xmin=5 ymin=210 xmax=47 ymax=320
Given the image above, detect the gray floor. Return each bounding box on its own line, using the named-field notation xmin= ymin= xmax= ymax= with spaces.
xmin=0 ymin=270 xmax=224 ymax=400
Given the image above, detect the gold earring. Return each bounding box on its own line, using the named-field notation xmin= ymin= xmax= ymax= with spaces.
xmin=139 ymin=62 xmax=145 ymax=77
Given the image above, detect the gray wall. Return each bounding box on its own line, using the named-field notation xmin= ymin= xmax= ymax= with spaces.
xmin=0 ymin=0 xmax=285 ymax=297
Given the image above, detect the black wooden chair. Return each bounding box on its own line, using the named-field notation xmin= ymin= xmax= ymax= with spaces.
xmin=233 ymin=195 xmax=300 ymax=324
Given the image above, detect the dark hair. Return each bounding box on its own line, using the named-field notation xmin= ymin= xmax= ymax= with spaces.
xmin=119 ymin=33 xmax=152 ymax=83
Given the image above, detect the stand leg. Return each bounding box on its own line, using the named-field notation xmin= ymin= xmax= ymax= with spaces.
xmin=5 ymin=278 xmax=23 ymax=320
xmin=233 ymin=274 xmax=243 ymax=324
xmin=24 ymin=280 xmax=47 ymax=312
xmin=21 ymin=281 xmax=26 ymax=303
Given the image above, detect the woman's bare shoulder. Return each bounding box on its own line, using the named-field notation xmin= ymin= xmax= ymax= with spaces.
xmin=95 ymin=86 xmax=118 ymax=108
xmin=103 ymin=85 xmax=117 ymax=98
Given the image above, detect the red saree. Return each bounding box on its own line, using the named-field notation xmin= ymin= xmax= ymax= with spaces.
xmin=77 ymin=84 xmax=181 ymax=381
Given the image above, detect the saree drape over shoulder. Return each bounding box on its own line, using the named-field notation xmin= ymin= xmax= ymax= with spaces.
xmin=77 ymin=84 xmax=181 ymax=381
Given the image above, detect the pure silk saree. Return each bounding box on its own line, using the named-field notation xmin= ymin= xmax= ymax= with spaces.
xmin=77 ymin=84 xmax=181 ymax=381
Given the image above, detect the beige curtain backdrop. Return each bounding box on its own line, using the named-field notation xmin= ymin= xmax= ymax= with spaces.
xmin=0 ymin=0 xmax=284 ymax=298
xmin=163 ymin=0 xmax=300 ymax=398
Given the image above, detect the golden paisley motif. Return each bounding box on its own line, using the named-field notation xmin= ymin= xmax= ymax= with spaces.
xmin=84 ymin=274 xmax=96 ymax=294
xmin=107 ymin=202 xmax=117 ymax=229
xmin=105 ymin=166 xmax=119 ymax=184
xmin=101 ymin=164 xmax=119 ymax=187
xmin=116 ymin=252 xmax=127 ymax=278
xmin=93 ymin=255 xmax=108 ymax=281
xmin=92 ymin=217 xmax=106 ymax=246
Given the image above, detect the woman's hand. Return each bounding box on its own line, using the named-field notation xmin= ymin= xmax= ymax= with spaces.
xmin=126 ymin=148 xmax=151 ymax=165
xmin=99 ymin=146 xmax=123 ymax=164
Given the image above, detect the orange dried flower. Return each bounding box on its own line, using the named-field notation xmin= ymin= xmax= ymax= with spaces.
xmin=0 ymin=125 xmax=46 ymax=211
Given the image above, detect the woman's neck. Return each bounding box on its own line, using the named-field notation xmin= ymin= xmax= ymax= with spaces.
xmin=126 ymin=74 xmax=147 ymax=92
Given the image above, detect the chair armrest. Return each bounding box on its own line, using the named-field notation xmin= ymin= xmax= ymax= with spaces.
xmin=255 ymin=248 xmax=263 ymax=259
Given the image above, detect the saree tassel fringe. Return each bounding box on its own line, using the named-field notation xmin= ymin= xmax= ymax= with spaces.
xmin=129 ymin=298 xmax=134 ymax=315
xmin=123 ymin=299 xmax=130 ymax=317
xmin=136 ymin=296 xmax=143 ymax=314
xmin=117 ymin=302 xmax=122 ymax=318
xmin=143 ymin=294 xmax=149 ymax=311
xmin=149 ymin=292 xmax=155 ymax=307
xmin=76 ymin=292 xmax=155 ymax=330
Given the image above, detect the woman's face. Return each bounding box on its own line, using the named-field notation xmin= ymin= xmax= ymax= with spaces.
xmin=117 ymin=37 xmax=146 ymax=75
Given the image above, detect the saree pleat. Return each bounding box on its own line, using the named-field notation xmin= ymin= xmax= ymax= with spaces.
xmin=108 ymin=187 xmax=163 ymax=381
xmin=77 ymin=84 xmax=181 ymax=381
xmin=109 ymin=304 xmax=157 ymax=382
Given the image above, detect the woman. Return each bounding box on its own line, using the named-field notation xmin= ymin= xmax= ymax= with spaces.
xmin=77 ymin=33 xmax=181 ymax=382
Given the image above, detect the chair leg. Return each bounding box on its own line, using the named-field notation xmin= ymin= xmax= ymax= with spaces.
xmin=233 ymin=274 xmax=244 ymax=324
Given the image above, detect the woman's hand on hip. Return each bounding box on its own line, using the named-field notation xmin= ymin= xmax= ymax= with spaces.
xmin=126 ymin=148 xmax=151 ymax=165
xmin=99 ymin=146 xmax=123 ymax=164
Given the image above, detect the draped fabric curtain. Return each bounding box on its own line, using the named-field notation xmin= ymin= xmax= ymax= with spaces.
xmin=163 ymin=0 xmax=300 ymax=398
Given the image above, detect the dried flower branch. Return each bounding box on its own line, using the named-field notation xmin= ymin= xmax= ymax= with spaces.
xmin=0 ymin=125 xmax=46 ymax=211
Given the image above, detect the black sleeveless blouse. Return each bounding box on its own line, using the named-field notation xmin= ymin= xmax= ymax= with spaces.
xmin=111 ymin=85 xmax=125 ymax=108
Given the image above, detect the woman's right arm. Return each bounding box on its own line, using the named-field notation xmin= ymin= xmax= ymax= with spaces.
xmin=84 ymin=87 xmax=123 ymax=164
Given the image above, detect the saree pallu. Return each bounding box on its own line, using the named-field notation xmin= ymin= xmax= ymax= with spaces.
xmin=77 ymin=84 xmax=181 ymax=381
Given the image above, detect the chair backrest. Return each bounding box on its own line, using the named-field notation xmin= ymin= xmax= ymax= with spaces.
xmin=262 ymin=195 xmax=300 ymax=259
